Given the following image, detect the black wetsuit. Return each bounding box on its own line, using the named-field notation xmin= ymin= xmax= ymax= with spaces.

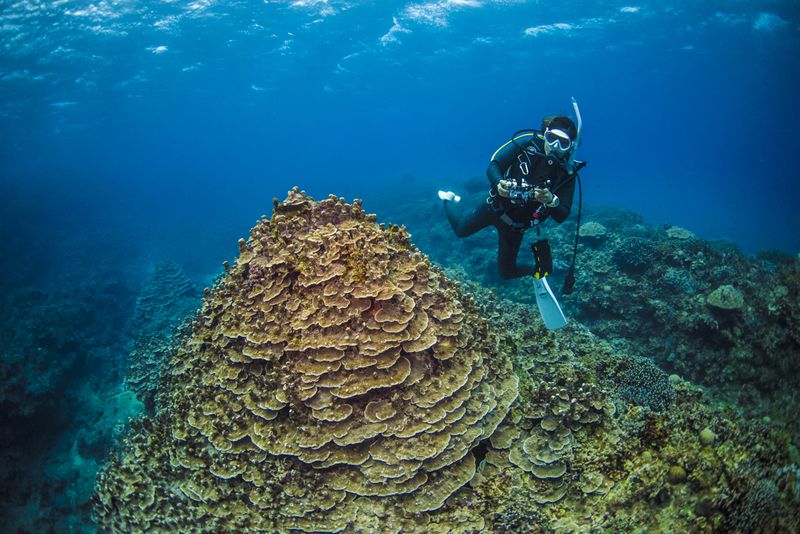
xmin=444 ymin=132 xmax=576 ymax=279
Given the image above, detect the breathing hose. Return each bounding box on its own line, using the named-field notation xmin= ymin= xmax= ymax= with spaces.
xmin=562 ymin=167 xmax=584 ymax=295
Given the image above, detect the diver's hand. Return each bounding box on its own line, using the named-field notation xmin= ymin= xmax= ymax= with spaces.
xmin=535 ymin=187 xmax=559 ymax=207
xmin=497 ymin=180 xmax=513 ymax=198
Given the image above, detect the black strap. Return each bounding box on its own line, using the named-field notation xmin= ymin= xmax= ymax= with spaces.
xmin=532 ymin=239 xmax=553 ymax=279
xmin=563 ymin=167 xmax=584 ymax=295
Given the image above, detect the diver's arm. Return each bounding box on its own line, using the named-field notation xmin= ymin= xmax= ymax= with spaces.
xmin=549 ymin=174 xmax=575 ymax=223
xmin=487 ymin=160 xmax=505 ymax=189
xmin=486 ymin=135 xmax=528 ymax=188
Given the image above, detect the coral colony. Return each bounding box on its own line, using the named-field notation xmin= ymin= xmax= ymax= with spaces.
xmin=95 ymin=190 xmax=518 ymax=531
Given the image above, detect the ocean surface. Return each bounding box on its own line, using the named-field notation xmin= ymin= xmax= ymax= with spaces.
xmin=1 ymin=1 xmax=799 ymax=532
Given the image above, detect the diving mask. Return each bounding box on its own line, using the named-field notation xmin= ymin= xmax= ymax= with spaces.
xmin=544 ymin=128 xmax=572 ymax=153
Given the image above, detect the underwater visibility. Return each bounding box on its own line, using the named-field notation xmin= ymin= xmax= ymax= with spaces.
xmin=1 ymin=1 xmax=799 ymax=532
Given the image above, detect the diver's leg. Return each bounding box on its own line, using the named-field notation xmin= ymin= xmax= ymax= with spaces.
xmin=444 ymin=199 xmax=493 ymax=238
xmin=496 ymin=227 xmax=536 ymax=279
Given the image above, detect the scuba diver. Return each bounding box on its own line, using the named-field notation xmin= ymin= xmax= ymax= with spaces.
xmin=438 ymin=98 xmax=586 ymax=330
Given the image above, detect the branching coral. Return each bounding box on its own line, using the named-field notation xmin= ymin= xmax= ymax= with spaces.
xmin=612 ymin=237 xmax=655 ymax=274
xmin=618 ymin=357 xmax=676 ymax=412
xmin=725 ymin=479 xmax=780 ymax=533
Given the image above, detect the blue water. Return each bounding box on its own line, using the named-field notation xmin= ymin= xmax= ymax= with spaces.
xmin=2 ymin=0 xmax=799 ymax=265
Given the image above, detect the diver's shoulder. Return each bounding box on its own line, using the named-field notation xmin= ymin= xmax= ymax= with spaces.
xmin=502 ymin=130 xmax=544 ymax=152
xmin=490 ymin=130 xmax=543 ymax=161
xmin=509 ymin=131 xmax=542 ymax=144
xmin=525 ymin=132 xmax=545 ymax=154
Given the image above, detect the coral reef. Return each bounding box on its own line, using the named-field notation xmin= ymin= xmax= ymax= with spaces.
xmin=443 ymin=281 xmax=799 ymax=532
xmin=126 ymin=259 xmax=200 ymax=412
xmin=0 ymin=254 xmax=143 ymax=531
xmin=94 ymin=190 xmax=518 ymax=532
xmin=7 ymin=179 xmax=795 ymax=532
xmin=563 ymin=218 xmax=800 ymax=437
xmin=93 ymin=191 xmax=800 ymax=533
xmin=0 ymin=195 xmax=203 ymax=532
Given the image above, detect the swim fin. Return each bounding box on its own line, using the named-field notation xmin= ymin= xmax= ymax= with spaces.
xmin=533 ymin=277 xmax=568 ymax=330
xmin=437 ymin=190 xmax=461 ymax=202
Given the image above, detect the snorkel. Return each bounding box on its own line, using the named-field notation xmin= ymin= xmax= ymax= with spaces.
xmin=568 ymin=96 xmax=582 ymax=166
xmin=571 ymin=96 xmax=582 ymax=143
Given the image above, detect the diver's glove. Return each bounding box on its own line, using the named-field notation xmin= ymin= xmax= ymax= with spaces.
xmin=534 ymin=187 xmax=559 ymax=207
xmin=437 ymin=190 xmax=461 ymax=202
xmin=497 ymin=179 xmax=514 ymax=198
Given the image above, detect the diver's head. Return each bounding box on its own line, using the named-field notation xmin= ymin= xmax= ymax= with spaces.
xmin=541 ymin=115 xmax=577 ymax=158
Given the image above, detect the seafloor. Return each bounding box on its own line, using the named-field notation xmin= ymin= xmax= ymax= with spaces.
xmin=1 ymin=185 xmax=799 ymax=532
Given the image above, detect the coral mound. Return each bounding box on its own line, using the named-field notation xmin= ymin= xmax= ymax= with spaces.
xmin=706 ymin=284 xmax=744 ymax=310
xmin=94 ymin=189 xmax=518 ymax=532
xmin=666 ymin=225 xmax=695 ymax=240
xmin=578 ymin=221 xmax=607 ymax=239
